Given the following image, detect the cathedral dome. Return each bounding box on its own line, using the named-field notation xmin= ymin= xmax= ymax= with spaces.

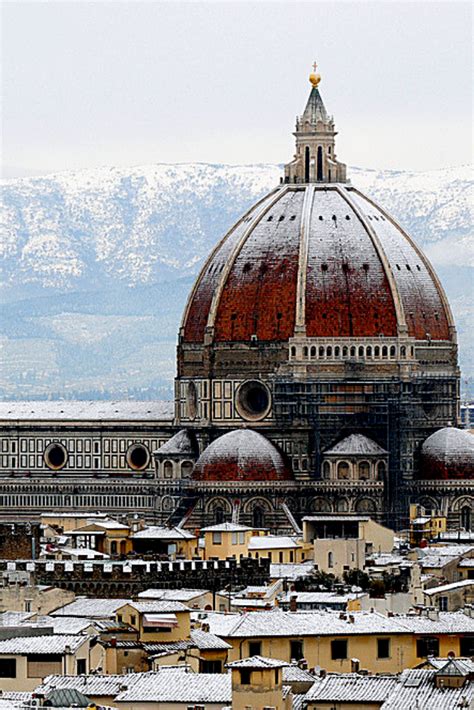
xmin=192 ymin=429 xmax=293 ymax=482
xmin=181 ymin=182 xmax=453 ymax=345
xmin=420 ymin=428 xmax=474 ymax=480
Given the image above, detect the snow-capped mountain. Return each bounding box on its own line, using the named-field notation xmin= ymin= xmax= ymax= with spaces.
xmin=1 ymin=162 xmax=472 ymax=399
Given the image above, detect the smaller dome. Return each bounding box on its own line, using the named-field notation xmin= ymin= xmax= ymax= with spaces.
xmin=192 ymin=430 xmax=293 ymax=482
xmin=420 ymin=428 xmax=474 ymax=480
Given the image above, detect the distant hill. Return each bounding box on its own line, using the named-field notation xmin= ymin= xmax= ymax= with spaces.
xmin=1 ymin=163 xmax=472 ymax=399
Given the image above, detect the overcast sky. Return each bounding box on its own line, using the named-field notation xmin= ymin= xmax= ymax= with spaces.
xmin=2 ymin=1 xmax=472 ymax=177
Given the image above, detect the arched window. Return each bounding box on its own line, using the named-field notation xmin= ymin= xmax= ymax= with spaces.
xmin=328 ymin=551 xmax=334 ymax=568
xmin=342 ymin=346 xmax=348 ymax=358
xmin=310 ymin=346 xmax=316 ymax=358
xmin=322 ymin=461 xmax=331 ymax=479
xmin=390 ymin=345 xmax=396 ymax=358
xmin=358 ymin=461 xmax=370 ymax=480
xmin=337 ymin=461 xmax=350 ymax=480
xmin=377 ymin=461 xmax=386 ymax=480
xmin=290 ymin=345 xmax=296 ymax=358
xmin=181 ymin=461 xmax=193 ymax=478
xmin=253 ymin=505 xmax=264 ymax=529
xmin=461 ymin=506 xmax=472 ymax=532
xmin=163 ymin=461 xmax=173 ymax=478
xmin=366 ymin=346 xmax=372 ymax=358
xmin=334 ymin=346 xmax=340 ymax=358
xmin=326 ymin=346 xmax=332 ymax=358
xmin=317 ymin=146 xmax=323 ymax=181
xmin=305 ymin=146 xmax=310 ymax=182
xmin=358 ymin=346 xmax=364 ymax=358
xmin=374 ymin=346 xmax=380 ymax=358
xmin=214 ymin=506 xmax=224 ymax=524
xmin=110 ymin=541 xmax=118 ymax=555
xmin=382 ymin=346 xmax=388 ymax=359
xmin=303 ymin=346 xmax=308 ymax=358
xmin=400 ymin=346 xmax=406 ymax=358
xmin=319 ymin=346 xmax=325 ymax=358
xmin=350 ymin=346 xmax=356 ymax=357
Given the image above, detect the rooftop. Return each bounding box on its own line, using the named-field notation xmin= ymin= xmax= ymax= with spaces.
xmin=51 ymin=598 xmax=130 ymax=618
xmin=227 ymin=655 xmax=289 ymax=669
xmin=132 ymin=525 xmax=196 ymax=540
xmin=0 ymin=634 xmax=87 ymax=655
xmin=305 ymin=673 xmax=398 ymax=703
xmin=248 ymin=535 xmax=300 ymax=550
xmin=324 ymin=433 xmax=388 ymax=456
xmin=380 ymin=668 xmax=474 ymax=709
xmin=201 ymin=522 xmax=253 ymax=533
xmin=0 ymin=400 xmax=173 ymax=421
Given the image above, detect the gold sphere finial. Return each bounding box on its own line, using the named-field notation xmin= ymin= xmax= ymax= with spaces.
xmin=309 ymin=60 xmax=321 ymax=88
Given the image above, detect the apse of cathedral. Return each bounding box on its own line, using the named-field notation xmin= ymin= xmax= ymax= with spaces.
xmin=1 ymin=69 xmax=473 ymax=532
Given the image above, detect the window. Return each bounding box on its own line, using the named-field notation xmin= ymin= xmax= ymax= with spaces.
xmin=377 ymin=638 xmax=390 ymax=659
xmin=249 ymin=641 xmax=262 ymax=656
xmin=130 ymin=615 xmax=136 ymax=626
xmin=337 ymin=461 xmax=350 ymax=480
xmin=328 ymin=551 xmax=334 ymax=569
xmin=438 ymin=596 xmax=448 ymax=611
xmin=331 ymin=639 xmax=348 ymax=660
xmin=232 ymin=532 xmax=238 ymax=545
xmin=239 ymin=532 xmax=245 ymax=544
xmin=117 ymin=614 xmax=123 ymax=623
xmin=240 ymin=669 xmax=252 ymax=685
xmin=24 ymin=600 xmax=32 ymax=612
xmin=0 ymin=658 xmax=16 ymax=678
xmin=201 ymin=659 xmax=222 ymax=673
xmin=461 ymin=506 xmax=472 ymax=532
xmin=212 ymin=532 xmax=222 ymax=545
xmin=460 ymin=636 xmax=474 ymax=656
xmin=77 ymin=659 xmax=86 ymax=675
xmin=358 ymin=461 xmax=370 ymax=480
xmin=290 ymin=640 xmax=304 ymax=660
xmin=416 ymin=637 xmax=439 ymax=658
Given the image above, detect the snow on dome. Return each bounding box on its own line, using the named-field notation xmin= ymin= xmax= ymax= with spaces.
xmin=182 ymin=184 xmax=453 ymax=345
xmin=154 ymin=430 xmax=198 ymax=457
xmin=420 ymin=428 xmax=474 ymax=480
xmin=192 ymin=429 xmax=293 ymax=482
xmin=324 ymin=433 xmax=387 ymax=456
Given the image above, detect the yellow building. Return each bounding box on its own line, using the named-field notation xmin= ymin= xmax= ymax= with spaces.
xmin=201 ymin=522 xmax=256 ymax=560
xmin=207 ymin=608 xmax=474 ymax=674
xmin=115 ymin=600 xmax=191 ymax=643
xmin=0 ymin=634 xmax=102 ymax=692
xmin=131 ymin=525 xmax=198 ymax=559
xmin=410 ymin=504 xmax=447 ymax=546
xmin=227 ymin=656 xmax=292 ymax=710
xmin=248 ymin=535 xmax=308 ymax=564
xmin=69 ymin=518 xmax=132 ymax=556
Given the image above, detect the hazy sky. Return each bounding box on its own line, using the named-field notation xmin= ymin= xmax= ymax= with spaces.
xmin=2 ymin=1 xmax=472 ymax=177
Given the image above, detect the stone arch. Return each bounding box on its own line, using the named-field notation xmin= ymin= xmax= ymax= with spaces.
xmin=205 ymin=497 xmax=231 ymax=515
xmin=322 ymin=461 xmax=331 ymax=479
xmin=451 ymin=496 xmax=474 ymax=512
xmin=180 ymin=460 xmax=193 ymax=478
xmin=355 ymin=497 xmax=377 ymax=513
xmin=161 ymin=495 xmax=174 ymax=512
xmin=163 ymin=460 xmax=173 ymax=478
xmin=358 ymin=461 xmax=371 ymax=480
xmin=310 ymin=497 xmax=331 ymax=512
xmin=337 ymin=461 xmax=351 ymax=480
xmin=336 ymin=497 xmax=349 ymax=512
xmin=417 ymin=496 xmax=440 ymax=514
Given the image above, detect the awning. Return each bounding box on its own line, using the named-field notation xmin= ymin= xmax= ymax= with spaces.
xmin=143 ymin=613 xmax=178 ymax=628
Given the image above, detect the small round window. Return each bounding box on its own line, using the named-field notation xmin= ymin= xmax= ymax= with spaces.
xmin=186 ymin=381 xmax=198 ymax=421
xmin=236 ymin=380 xmax=271 ymax=421
xmin=126 ymin=443 xmax=150 ymax=471
xmin=44 ymin=442 xmax=68 ymax=471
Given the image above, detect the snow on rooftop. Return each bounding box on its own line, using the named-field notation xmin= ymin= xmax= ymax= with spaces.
xmin=137 ymin=588 xmax=209 ymax=601
xmin=248 ymin=535 xmax=300 ymax=550
xmin=324 ymin=433 xmax=388 ymax=456
xmin=201 ymin=522 xmax=253 ymax=532
xmin=305 ymin=673 xmax=398 ymax=702
xmin=227 ymin=655 xmax=289 ymax=669
xmin=51 ymin=598 xmax=130 ymax=618
xmin=132 ymin=525 xmax=196 ymax=540
xmin=380 ymin=668 xmax=474 ymax=709
xmin=190 ymin=629 xmax=232 ymax=650
xmin=114 ymin=669 xmax=232 ymax=703
xmin=424 ymin=579 xmax=474 ymax=595
xmin=154 ymin=429 xmax=197 ymax=455
xmin=0 ymin=400 xmax=173 ymax=421
xmin=0 ymin=634 xmax=87 ymax=655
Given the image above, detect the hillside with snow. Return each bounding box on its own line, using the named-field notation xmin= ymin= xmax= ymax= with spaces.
xmin=1 ymin=162 xmax=472 ymax=399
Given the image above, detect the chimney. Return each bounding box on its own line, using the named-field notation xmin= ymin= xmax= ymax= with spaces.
xmin=289 ymin=595 xmax=298 ymax=612
xmin=201 ymin=622 xmax=210 ymax=632
xmin=319 ymin=669 xmax=327 ymax=679
xmin=339 ymin=612 xmax=347 ymax=620
xmin=348 ymin=614 xmax=355 ymax=624
xmin=110 ymin=636 xmax=117 ymax=648
xmin=351 ymin=658 xmax=360 ymax=673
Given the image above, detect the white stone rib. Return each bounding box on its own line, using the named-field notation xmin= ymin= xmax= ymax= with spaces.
xmin=294 ymin=185 xmax=315 ymax=333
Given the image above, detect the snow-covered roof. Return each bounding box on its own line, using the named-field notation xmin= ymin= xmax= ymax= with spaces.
xmin=21 ymin=615 xmax=94 ymax=635
xmin=0 ymin=400 xmax=173 ymax=421
xmin=137 ymin=588 xmax=209 ymax=602
xmin=380 ymin=668 xmax=474 ymax=709
xmin=324 ymin=434 xmax=388 ymax=456
xmin=0 ymin=634 xmax=87 ymax=655
xmin=248 ymin=535 xmax=301 ymax=550
xmin=302 ymin=515 xmax=370 ymax=523
xmin=201 ymin=522 xmax=252 ymax=533
xmin=190 ymin=629 xmax=232 ymax=650
xmin=281 ymin=591 xmax=365 ymax=605
xmin=422 ymin=657 xmax=474 ymax=674
xmin=227 ymin=655 xmax=289 ymax=669
xmin=305 ymin=673 xmax=398 ymax=702
xmin=132 ymin=525 xmax=196 ymax=540
xmin=37 ymin=673 xmax=148 ymax=697
xmin=154 ymin=429 xmax=198 ymax=456
xmin=51 ymin=597 xmax=130 ymax=618
xmin=282 ymin=664 xmax=315 ymax=683
xmin=207 ymin=609 xmax=474 ymax=638
xmin=270 ymin=562 xmax=315 ymax=580
xmin=114 ymin=669 xmax=232 ymax=703
xmin=424 ymin=579 xmax=474 ymax=595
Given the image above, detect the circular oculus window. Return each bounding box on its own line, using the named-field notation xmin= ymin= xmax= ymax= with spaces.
xmin=44 ymin=442 xmax=68 ymax=471
xmin=126 ymin=443 xmax=150 ymax=471
xmin=236 ymin=380 xmax=271 ymax=421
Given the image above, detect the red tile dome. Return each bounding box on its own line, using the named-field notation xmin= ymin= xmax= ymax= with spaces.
xmin=181 ymin=184 xmax=454 ymax=345
xmin=192 ymin=429 xmax=293 ymax=482
xmin=420 ymin=428 xmax=474 ymax=480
